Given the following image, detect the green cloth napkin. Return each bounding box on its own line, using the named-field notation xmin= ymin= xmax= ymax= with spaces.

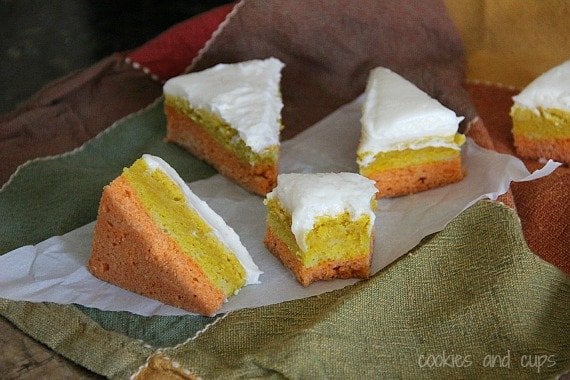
xmin=1 ymin=100 xmax=568 ymax=379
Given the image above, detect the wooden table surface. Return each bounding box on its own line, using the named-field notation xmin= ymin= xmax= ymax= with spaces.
xmin=0 ymin=316 xmax=102 ymax=378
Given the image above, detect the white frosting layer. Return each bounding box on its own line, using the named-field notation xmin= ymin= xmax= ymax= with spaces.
xmin=163 ymin=58 xmax=284 ymax=153
xmin=142 ymin=154 xmax=262 ymax=285
xmin=358 ymin=67 xmax=464 ymax=167
xmin=512 ymin=59 xmax=570 ymax=111
xmin=266 ymin=172 xmax=378 ymax=252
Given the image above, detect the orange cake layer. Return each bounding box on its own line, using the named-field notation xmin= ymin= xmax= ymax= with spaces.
xmin=88 ymin=175 xmax=225 ymax=316
xmin=165 ymin=104 xmax=277 ymax=195
xmin=264 ymin=227 xmax=371 ymax=287
xmin=513 ymin=134 xmax=570 ymax=164
xmin=368 ymin=156 xmax=464 ymax=198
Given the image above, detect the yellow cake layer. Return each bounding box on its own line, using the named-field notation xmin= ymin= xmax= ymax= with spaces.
xmin=510 ymin=106 xmax=570 ymax=139
xmin=123 ymin=158 xmax=246 ymax=297
xmin=359 ymin=136 xmax=464 ymax=177
xmin=165 ymin=95 xmax=279 ymax=165
xmin=265 ymin=198 xmax=373 ymax=268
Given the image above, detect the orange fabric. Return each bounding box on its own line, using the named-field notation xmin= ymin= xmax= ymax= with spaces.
xmin=466 ymin=82 xmax=569 ymax=274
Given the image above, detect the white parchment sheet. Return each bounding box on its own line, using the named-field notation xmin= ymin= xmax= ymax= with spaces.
xmin=0 ymin=97 xmax=561 ymax=316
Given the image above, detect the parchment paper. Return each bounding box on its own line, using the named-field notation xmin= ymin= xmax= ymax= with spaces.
xmin=0 ymin=96 xmax=560 ymax=316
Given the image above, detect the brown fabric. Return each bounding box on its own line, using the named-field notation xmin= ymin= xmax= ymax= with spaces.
xmin=191 ymin=0 xmax=477 ymax=140
xmin=466 ymin=82 xmax=569 ymax=275
xmin=0 ymin=53 xmax=163 ymax=185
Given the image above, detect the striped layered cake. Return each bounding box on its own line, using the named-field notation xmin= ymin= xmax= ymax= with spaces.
xmin=510 ymin=59 xmax=570 ymax=164
xmin=163 ymin=58 xmax=285 ymax=195
xmin=264 ymin=172 xmax=378 ymax=286
xmin=88 ymin=154 xmax=261 ymax=316
xmin=357 ymin=67 xmax=465 ymax=198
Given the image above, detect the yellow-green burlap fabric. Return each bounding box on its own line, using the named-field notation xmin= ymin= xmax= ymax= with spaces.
xmin=0 ymin=100 xmax=568 ymax=379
